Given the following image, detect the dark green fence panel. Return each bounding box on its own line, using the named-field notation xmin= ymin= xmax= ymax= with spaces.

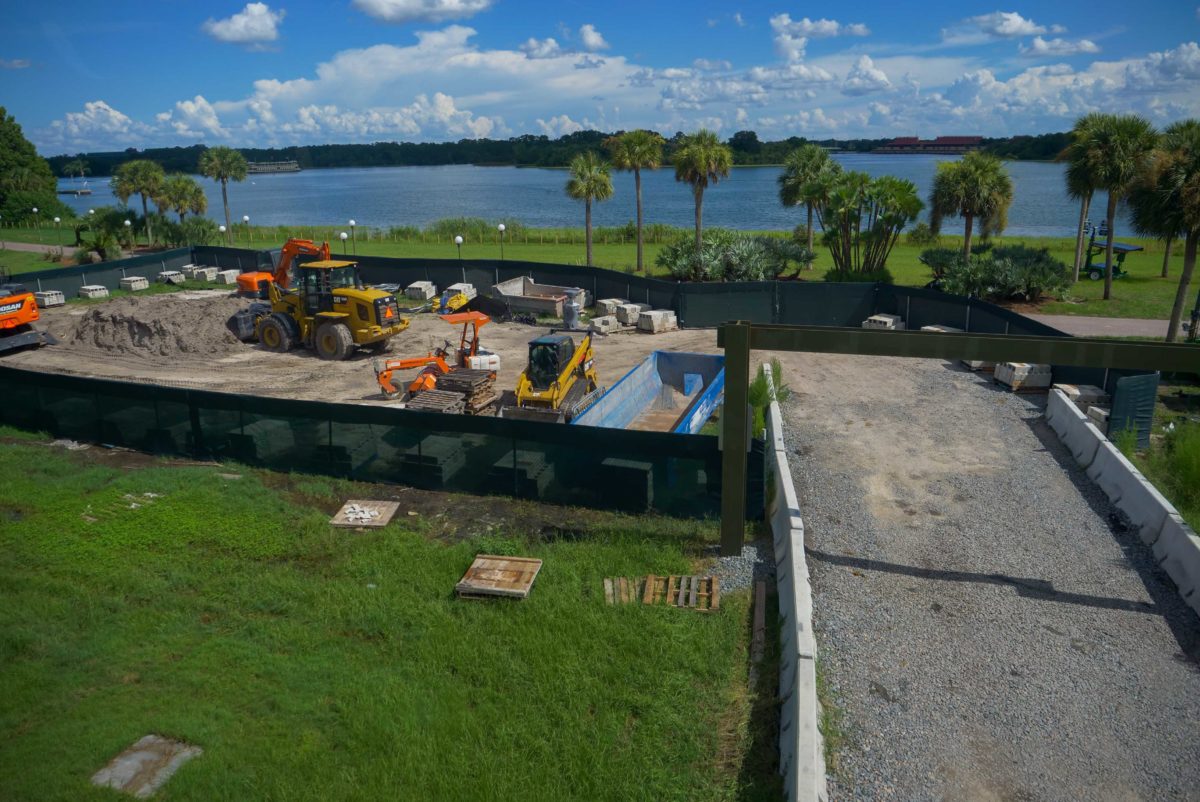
xmin=16 ymin=248 xmax=194 ymax=296
xmin=777 ymin=282 xmax=874 ymax=327
xmin=1110 ymin=372 xmax=1160 ymax=447
xmin=680 ymin=283 xmax=776 ymax=327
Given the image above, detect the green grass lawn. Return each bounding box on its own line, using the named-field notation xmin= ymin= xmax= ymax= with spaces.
xmin=0 ymin=431 xmax=774 ymax=801
xmin=4 ymin=221 xmax=1192 ymax=320
xmin=1126 ymin=377 xmax=1200 ymax=532
xmin=0 ymin=247 xmax=67 ymax=276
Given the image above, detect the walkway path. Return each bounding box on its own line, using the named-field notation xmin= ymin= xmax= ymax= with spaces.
xmin=774 ymin=351 xmax=1200 ymax=801
xmin=1026 ymin=313 xmax=1171 ymax=338
xmin=0 ymin=240 xmax=63 ymax=254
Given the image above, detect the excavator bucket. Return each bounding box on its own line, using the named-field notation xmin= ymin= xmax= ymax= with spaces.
xmin=0 ymin=328 xmax=57 ymax=354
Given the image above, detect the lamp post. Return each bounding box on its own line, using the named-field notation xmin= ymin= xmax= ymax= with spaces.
xmin=498 ymin=223 xmax=506 ymax=260
xmin=454 ymin=234 xmax=463 ymax=261
xmin=123 ymin=219 xmax=132 ymax=250
xmin=53 ymin=217 xmax=61 ymax=248
xmin=218 ymin=224 xmax=226 ymax=248
xmin=242 ymin=215 xmax=250 ymax=248
xmin=349 ymin=219 xmax=357 ymax=255
xmin=32 ymin=207 xmax=39 ymax=244
xmin=339 ymin=231 xmax=349 ymax=255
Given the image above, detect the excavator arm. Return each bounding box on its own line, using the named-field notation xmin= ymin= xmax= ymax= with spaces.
xmin=237 ymin=238 xmax=330 ymax=297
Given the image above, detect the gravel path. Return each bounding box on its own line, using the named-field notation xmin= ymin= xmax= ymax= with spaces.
xmin=772 ymin=351 xmax=1200 ymax=801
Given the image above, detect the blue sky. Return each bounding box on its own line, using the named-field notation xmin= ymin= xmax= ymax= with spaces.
xmin=2 ymin=0 xmax=1198 ymax=154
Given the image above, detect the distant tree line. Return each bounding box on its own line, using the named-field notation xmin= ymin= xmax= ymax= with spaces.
xmin=46 ymin=130 xmax=1070 ymax=177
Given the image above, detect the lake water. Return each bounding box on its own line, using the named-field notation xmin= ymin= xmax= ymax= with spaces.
xmin=55 ymin=154 xmax=1123 ymax=238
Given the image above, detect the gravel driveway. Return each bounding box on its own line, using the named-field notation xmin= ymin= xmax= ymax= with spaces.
xmin=772 ymin=351 xmax=1200 ymax=801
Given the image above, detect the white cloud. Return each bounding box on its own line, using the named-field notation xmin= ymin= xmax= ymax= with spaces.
xmin=536 ymin=114 xmax=583 ymax=137
xmin=281 ymin=92 xmax=497 ymax=138
xmin=693 ymin=58 xmax=732 ymax=71
xmin=1020 ymin=36 xmax=1100 ymax=58
xmin=202 ymin=3 xmax=284 ymax=46
xmin=842 ymin=55 xmax=891 ymax=95
xmin=519 ymin=37 xmax=561 ymax=59
xmin=942 ymin=11 xmax=1056 ymax=45
xmin=351 ymin=0 xmax=492 ymax=24
xmin=0 ymin=58 xmax=30 ymax=69
xmin=44 ymin=100 xmax=150 ymax=149
xmin=734 ymin=12 xmax=745 ymax=27
xmin=157 ymin=95 xmax=229 ymax=139
xmin=579 ymin=24 xmax=609 ymax=52
xmin=769 ymin=14 xmax=869 ymax=62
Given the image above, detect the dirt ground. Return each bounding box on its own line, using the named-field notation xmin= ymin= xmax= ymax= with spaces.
xmin=9 ymin=291 xmax=720 ymax=404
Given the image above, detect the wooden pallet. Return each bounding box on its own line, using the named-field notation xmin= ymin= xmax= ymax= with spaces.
xmin=994 ymin=378 xmax=1050 ymax=394
xmin=604 ymin=574 xmax=719 ymax=612
xmin=406 ymin=390 xmax=466 ymax=414
xmin=456 ymin=554 xmax=543 ymax=599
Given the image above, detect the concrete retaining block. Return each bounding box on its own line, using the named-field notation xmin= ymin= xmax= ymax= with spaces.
xmin=616 ymin=302 xmax=651 ymax=325
xmin=637 ymin=309 xmax=678 ymax=333
xmin=192 ymin=267 xmax=218 ymax=282
xmin=1085 ymin=440 xmax=1139 ymax=503
xmin=590 ymin=315 xmax=621 ymax=334
xmin=1152 ymin=515 xmax=1200 ymax=604
xmin=596 ymin=298 xmax=628 ymax=316
xmin=34 ymin=290 xmax=65 ymax=308
xmin=406 ymin=280 xmax=437 ymax=300
xmin=446 ymin=282 xmax=476 ymax=300
xmin=157 ymin=271 xmax=185 ymax=285
xmin=78 ymin=285 xmax=109 ymax=299
xmin=215 ymin=269 xmax=240 ymax=285
xmin=119 ymin=276 xmax=149 ymax=292
xmin=180 ymin=265 xmax=203 ymax=279
xmin=1054 ymin=383 xmax=1109 ymax=409
xmin=995 ymin=361 xmax=1052 ymax=389
xmin=1113 ymin=468 xmax=1179 ymax=546
xmin=1047 ymin=390 xmax=1104 ymax=468
xmin=862 ymin=313 xmax=905 ymax=330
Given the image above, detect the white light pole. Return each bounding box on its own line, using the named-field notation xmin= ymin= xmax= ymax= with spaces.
xmin=339 ymin=231 xmax=349 ymax=255
xmin=32 ymin=207 xmax=39 ymax=243
xmin=54 ymin=216 xmax=61 ymax=248
xmin=218 ymin=224 xmax=226 ymax=248
xmin=498 ymin=223 xmax=506 ymax=260
xmin=349 ymin=219 xmax=357 ymax=255
xmin=123 ymin=219 xmax=132 ymax=249
xmin=242 ymin=215 xmax=250 ymax=248
xmin=454 ymin=234 xmax=463 ymax=261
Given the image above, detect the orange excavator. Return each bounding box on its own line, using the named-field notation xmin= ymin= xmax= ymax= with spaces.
xmin=0 ymin=271 xmax=57 ymax=354
xmin=374 ymin=311 xmax=499 ymax=399
xmin=231 ymin=238 xmax=409 ymax=360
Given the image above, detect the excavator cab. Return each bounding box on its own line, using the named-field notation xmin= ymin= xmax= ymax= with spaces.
xmin=297 ymin=261 xmax=364 ymax=314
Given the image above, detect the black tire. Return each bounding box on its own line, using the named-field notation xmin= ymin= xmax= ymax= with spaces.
xmin=315 ymin=322 xmax=355 ymax=361
xmin=1088 ymin=269 xmax=1102 ymax=281
xmin=259 ymin=314 xmax=294 ymax=352
xmin=365 ymin=338 xmax=392 ymax=355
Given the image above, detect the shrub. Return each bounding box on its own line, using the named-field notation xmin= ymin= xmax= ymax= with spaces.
xmin=919 ymin=247 xmax=962 ymax=281
xmin=823 ymin=266 xmax=894 ymax=283
xmin=938 ymin=246 xmax=1069 ymax=302
xmin=387 ymin=225 xmax=421 ymax=240
xmin=906 ymin=222 xmax=939 ymax=246
xmin=655 ymin=230 xmax=798 ymax=282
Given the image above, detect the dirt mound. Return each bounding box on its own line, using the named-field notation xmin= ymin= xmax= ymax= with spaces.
xmin=67 ymin=295 xmax=251 ymax=358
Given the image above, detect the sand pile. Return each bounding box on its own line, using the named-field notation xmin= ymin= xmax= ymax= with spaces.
xmin=67 ymin=295 xmax=252 ymax=358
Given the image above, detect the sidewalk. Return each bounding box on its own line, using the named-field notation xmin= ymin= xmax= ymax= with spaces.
xmin=0 ymin=240 xmax=63 ymax=254
xmin=1028 ymin=313 xmax=1172 ymax=338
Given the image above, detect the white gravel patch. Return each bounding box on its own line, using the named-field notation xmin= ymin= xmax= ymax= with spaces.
xmin=774 ymin=352 xmax=1200 ymax=801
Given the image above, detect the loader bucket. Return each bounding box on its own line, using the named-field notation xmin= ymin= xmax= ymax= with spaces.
xmin=497 ymin=405 xmax=567 ymax=424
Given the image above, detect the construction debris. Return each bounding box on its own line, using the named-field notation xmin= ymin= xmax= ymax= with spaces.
xmin=91 ymin=735 xmax=202 ymax=799
xmin=456 ymin=554 xmax=543 ymax=599
xmin=596 ymin=298 xmax=628 ymax=317
xmin=405 ymin=389 xmax=467 ymax=414
xmin=604 ymin=574 xmax=720 ymax=612
xmin=434 ymin=368 xmax=497 ymax=414
xmin=616 ymin=302 xmax=652 ymax=325
xmin=406 ymin=280 xmax=437 ymax=300
xmin=637 ymin=309 xmax=678 ymax=333
xmin=329 ymin=499 xmax=400 ymax=528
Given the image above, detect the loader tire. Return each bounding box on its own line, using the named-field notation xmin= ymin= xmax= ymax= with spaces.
xmin=259 ymin=314 xmax=294 ymax=353
xmin=316 ymin=322 xmax=355 ymax=361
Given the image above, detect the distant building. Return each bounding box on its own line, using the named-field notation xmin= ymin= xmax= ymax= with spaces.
xmin=247 ymin=160 xmax=301 ymax=173
xmin=875 ymin=136 xmax=983 ymax=154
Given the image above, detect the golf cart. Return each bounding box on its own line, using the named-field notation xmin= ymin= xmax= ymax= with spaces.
xmin=1085 ymin=227 xmax=1142 ymax=281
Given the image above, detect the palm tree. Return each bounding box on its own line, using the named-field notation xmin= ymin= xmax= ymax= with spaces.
xmin=928 ymin=151 xmax=1014 ymax=259
xmin=198 ymin=146 xmax=247 ymax=245
xmin=672 ymin=129 xmax=734 ymax=252
xmin=605 ymin=130 xmax=664 ymax=271
xmin=111 ymin=159 xmax=165 ymax=246
xmin=157 ymin=174 xmax=208 ymax=223
xmin=61 ymin=158 xmax=89 ymax=185
xmin=1129 ymin=119 xmax=1200 ymax=341
xmin=1086 ymin=114 xmax=1159 ymax=300
xmin=1060 ymin=113 xmax=1106 ymax=281
xmin=565 ymin=152 xmax=614 ymax=267
xmin=778 ymin=143 xmax=840 ymax=255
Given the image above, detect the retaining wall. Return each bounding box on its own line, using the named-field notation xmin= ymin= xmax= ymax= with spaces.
xmin=763 ymin=364 xmax=827 ymax=802
xmin=1045 ymin=389 xmax=1200 ymax=617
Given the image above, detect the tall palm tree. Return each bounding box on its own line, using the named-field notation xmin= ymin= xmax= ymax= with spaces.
xmin=1129 ymin=119 xmax=1200 ymax=341
xmin=778 ymin=143 xmax=840 ymax=255
xmin=672 ymin=129 xmax=734 ymax=252
xmin=111 ymin=159 xmax=165 ymax=246
xmin=564 ymin=152 xmax=614 ymax=267
xmin=928 ymin=151 xmax=1014 ymax=259
xmin=198 ymin=146 xmax=248 ymax=245
xmin=605 ymin=130 xmax=664 ymax=271
xmin=61 ymin=158 xmax=89 ymax=184
xmin=157 ymin=174 xmax=208 ymax=222
xmin=1060 ymin=113 xmax=1106 ymax=282
xmin=1086 ymin=114 xmax=1159 ymax=300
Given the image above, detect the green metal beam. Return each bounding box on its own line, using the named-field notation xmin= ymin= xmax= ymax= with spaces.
xmin=719 ymin=321 xmax=751 ymax=557
xmin=718 ymin=325 xmax=1200 ymax=373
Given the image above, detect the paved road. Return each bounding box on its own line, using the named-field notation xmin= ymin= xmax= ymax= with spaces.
xmin=1027 ymin=313 xmax=1173 ymax=338
xmin=774 ymin=351 xmax=1200 ymax=801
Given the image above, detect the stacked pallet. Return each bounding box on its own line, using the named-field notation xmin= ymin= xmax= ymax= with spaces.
xmin=405 ymin=390 xmax=466 ymax=414
xmin=436 ymin=369 xmax=497 ymax=414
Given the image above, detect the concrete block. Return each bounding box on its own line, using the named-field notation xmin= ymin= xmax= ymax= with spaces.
xmin=1085 ymin=440 xmax=1141 ymax=504
xmin=192 ymin=267 xmax=218 ymax=282
xmin=1055 ymin=383 xmax=1110 ymax=410
xmin=590 ymin=314 xmax=622 ymax=333
xmin=1115 ymin=468 xmax=1178 ymax=546
xmin=34 ymin=290 xmax=65 ymax=308
xmin=1047 ymin=389 xmax=1104 ymax=468
xmin=157 ymin=270 xmax=185 ymax=285
xmin=995 ymin=361 xmax=1052 ymax=389
xmin=119 ymin=276 xmax=149 ymax=292
xmin=406 ymin=280 xmax=437 ymax=300
xmin=615 ymin=302 xmax=651 ymax=325
xmin=637 ymin=309 xmax=678 ymax=333
xmin=215 ymin=269 xmax=240 ymax=285
xmin=1152 ymin=515 xmax=1200 ymax=601
xmin=78 ymin=284 xmax=109 ymax=299
xmin=1087 ymin=406 xmax=1111 ymax=429
xmin=920 ymin=324 xmax=963 ymax=333
xmin=180 ymin=265 xmax=203 ymax=279
xmin=862 ymin=313 xmax=905 ymax=330
xmin=596 ymin=298 xmax=628 ymax=316
xmin=446 ymin=282 xmax=476 ymax=300
xmin=961 ymin=359 xmax=996 ymax=371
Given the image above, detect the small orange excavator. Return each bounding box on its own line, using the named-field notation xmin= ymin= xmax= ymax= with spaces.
xmin=0 ymin=271 xmax=57 ymax=354
xmin=374 ymin=311 xmax=499 ymax=399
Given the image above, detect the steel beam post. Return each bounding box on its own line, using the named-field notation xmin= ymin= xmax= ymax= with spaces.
xmin=720 ymin=321 xmax=751 ymax=556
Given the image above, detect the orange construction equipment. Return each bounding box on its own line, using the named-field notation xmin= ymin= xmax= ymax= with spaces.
xmin=374 ymin=311 xmax=498 ymax=399
xmin=0 ymin=274 xmax=57 ymax=354
xmin=235 ymin=239 xmax=329 ymax=298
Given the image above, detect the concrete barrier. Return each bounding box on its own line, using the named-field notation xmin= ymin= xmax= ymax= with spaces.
xmin=1047 ymin=389 xmax=1102 ymax=468
xmin=1152 ymin=515 xmax=1200 ymax=610
xmin=763 ymin=364 xmax=827 ymax=802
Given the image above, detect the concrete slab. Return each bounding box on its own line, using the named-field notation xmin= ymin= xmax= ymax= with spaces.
xmin=91 ymin=734 xmax=201 ymax=799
